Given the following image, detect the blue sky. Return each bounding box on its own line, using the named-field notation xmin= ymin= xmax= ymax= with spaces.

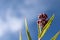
xmin=0 ymin=0 xmax=60 ymax=40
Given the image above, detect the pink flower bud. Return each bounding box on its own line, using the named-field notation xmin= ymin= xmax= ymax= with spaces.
xmin=38 ymin=13 xmax=48 ymax=20
xmin=37 ymin=13 xmax=48 ymax=28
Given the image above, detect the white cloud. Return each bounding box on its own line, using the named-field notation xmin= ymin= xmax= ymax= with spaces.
xmin=0 ymin=19 xmax=7 ymax=37
xmin=8 ymin=18 xmax=23 ymax=32
xmin=0 ymin=8 xmax=24 ymax=37
xmin=6 ymin=8 xmax=24 ymax=32
xmin=0 ymin=0 xmax=56 ymax=39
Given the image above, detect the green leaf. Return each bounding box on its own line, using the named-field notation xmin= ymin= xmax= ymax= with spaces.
xmin=38 ymin=14 xmax=55 ymax=39
xmin=19 ymin=32 xmax=22 ymax=40
xmin=51 ymin=31 xmax=60 ymax=40
xmin=25 ymin=18 xmax=32 ymax=40
xmin=38 ymin=24 xmax=42 ymax=34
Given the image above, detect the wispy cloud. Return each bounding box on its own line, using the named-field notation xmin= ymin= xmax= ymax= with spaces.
xmin=0 ymin=0 xmax=57 ymax=40
xmin=0 ymin=8 xmax=24 ymax=38
xmin=0 ymin=0 xmax=47 ymax=38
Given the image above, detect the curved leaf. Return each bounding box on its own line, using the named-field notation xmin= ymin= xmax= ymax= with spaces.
xmin=51 ymin=31 xmax=60 ymax=40
xmin=25 ymin=18 xmax=32 ymax=40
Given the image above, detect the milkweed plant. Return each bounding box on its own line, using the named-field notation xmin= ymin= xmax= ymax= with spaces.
xmin=19 ymin=13 xmax=60 ymax=40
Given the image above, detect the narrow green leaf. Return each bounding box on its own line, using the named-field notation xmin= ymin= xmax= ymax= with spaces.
xmin=19 ymin=32 xmax=22 ymax=40
xmin=25 ymin=18 xmax=32 ymax=40
xmin=38 ymin=14 xmax=54 ymax=39
xmin=51 ymin=31 xmax=60 ymax=40
xmin=38 ymin=24 xmax=42 ymax=34
xmin=38 ymin=24 xmax=42 ymax=40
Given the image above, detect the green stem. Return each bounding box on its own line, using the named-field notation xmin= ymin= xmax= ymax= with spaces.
xmin=38 ymin=24 xmax=42 ymax=40
xmin=20 ymin=32 xmax=22 ymax=40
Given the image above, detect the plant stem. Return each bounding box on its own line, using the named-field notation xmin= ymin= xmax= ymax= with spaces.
xmin=20 ymin=32 xmax=22 ymax=40
xmin=38 ymin=24 xmax=42 ymax=40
